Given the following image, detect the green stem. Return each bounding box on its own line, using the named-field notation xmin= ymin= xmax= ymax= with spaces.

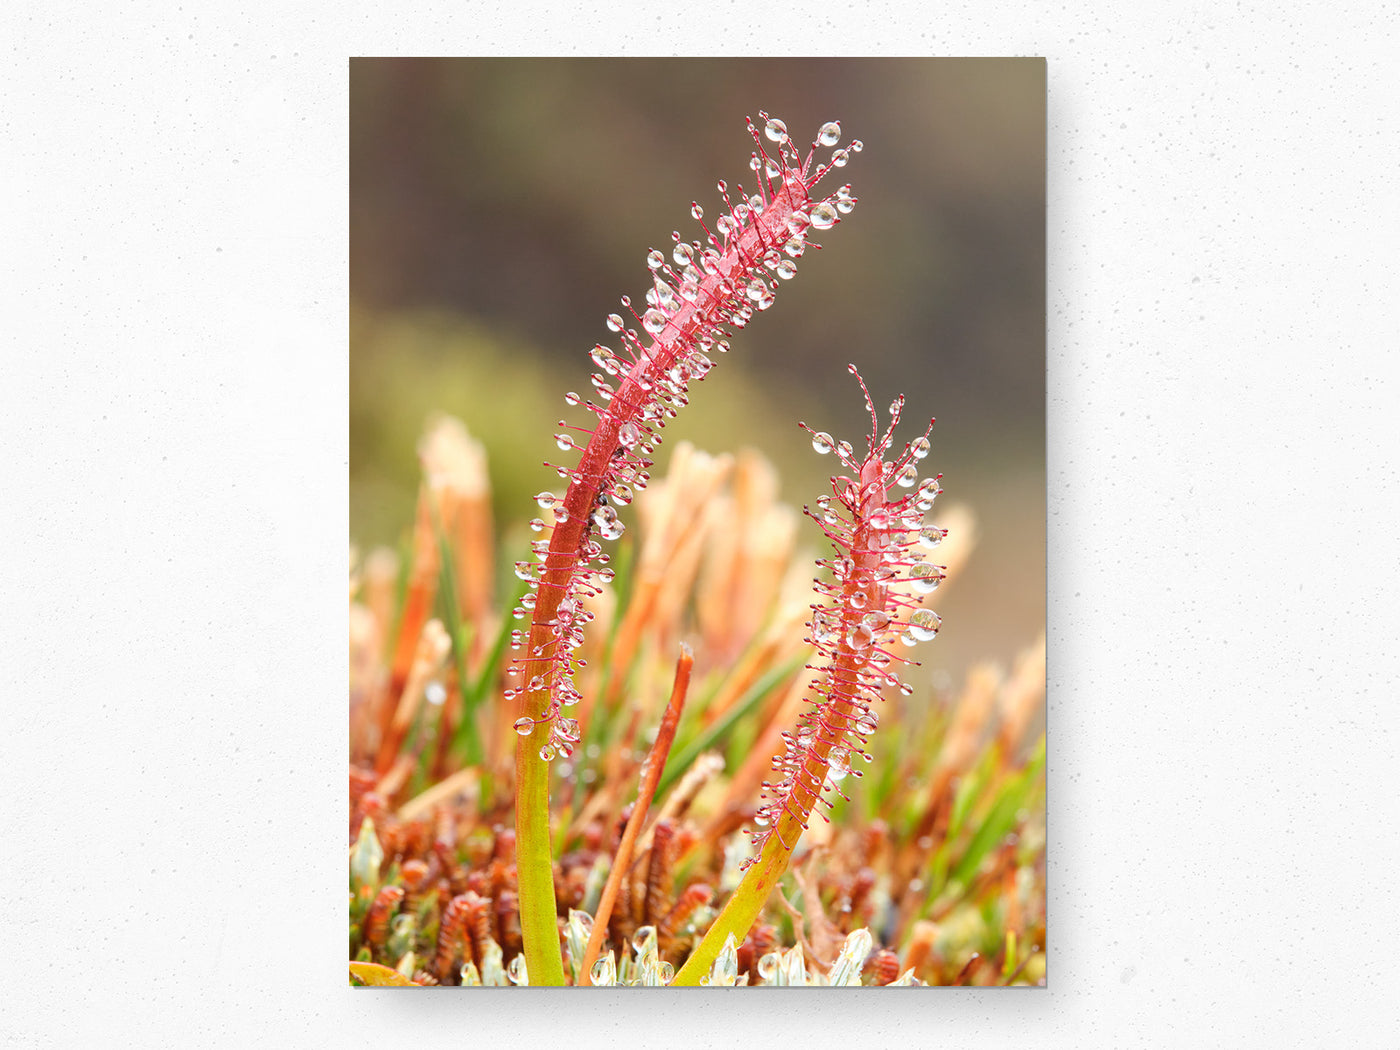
xmin=515 ymin=728 xmax=567 ymax=985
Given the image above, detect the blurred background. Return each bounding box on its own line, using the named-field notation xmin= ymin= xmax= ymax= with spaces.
xmin=350 ymin=58 xmax=1044 ymax=683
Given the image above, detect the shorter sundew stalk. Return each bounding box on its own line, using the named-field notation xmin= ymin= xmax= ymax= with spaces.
xmin=672 ymin=366 xmax=946 ymax=986
xmin=510 ymin=114 xmax=862 ymax=985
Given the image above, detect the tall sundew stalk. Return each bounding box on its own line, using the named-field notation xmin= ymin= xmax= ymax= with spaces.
xmin=672 ymin=366 xmax=945 ymax=985
xmin=509 ymin=113 xmax=863 ymax=984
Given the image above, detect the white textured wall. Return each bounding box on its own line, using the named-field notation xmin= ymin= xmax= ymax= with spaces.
xmin=2 ymin=3 xmax=1397 ymax=1046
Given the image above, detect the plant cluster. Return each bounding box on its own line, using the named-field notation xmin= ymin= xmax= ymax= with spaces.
xmin=349 ymin=115 xmax=1046 ymax=987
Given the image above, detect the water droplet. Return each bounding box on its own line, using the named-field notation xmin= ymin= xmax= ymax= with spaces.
xmin=906 ymin=609 xmax=941 ymax=642
xmin=606 ymin=313 xmax=624 ymax=333
xmin=691 ymin=202 xmax=704 ymax=220
xmin=642 ymin=308 xmax=667 ymax=334
xmin=896 ymin=463 xmax=919 ymax=487
xmin=775 ymin=259 xmax=797 ymax=280
xmin=817 ymin=120 xmax=841 ymax=147
xmin=847 ymin=622 xmax=875 ymax=649
xmin=811 ymin=431 xmax=835 ymax=454
xmin=618 ymin=421 xmax=641 ymax=448
xmin=848 ymin=590 xmax=869 ymax=611
xmin=850 ymin=139 xmax=863 ymax=152
xmin=909 ymin=563 xmax=945 ymax=594
xmin=529 ymin=517 xmax=546 ymax=532
xmin=539 ymin=743 xmax=557 ymax=761
xmin=764 ymin=117 xmax=788 ymax=143
xmin=836 ymin=196 xmax=855 ymax=215
xmin=555 ymin=433 xmax=574 ymax=451
xmin=830 ymin=148 xmax=849 ymax=168
xmin=784 ymin=236 xmax=806 ymax=258
xmin=837 ymin=440 xmax=854 ymax=459
xmin=915 ymin=477 xmax=943 ymax=510
xmin=673 ymin=242 xmax=694 ymax=268
xmin=528 ymin=675 xmax=545 ymax=690
xmin=863 ymin=610 xmax=893 ymax=631
xmin=746 ymin=276 xmax=768 ymax=301
xmin=828 ymin=747 xmax=852 ymax=778
xmin=810 ymin=201 xmax=838 ymax=230
xmin=593 ymin=504 xmax=626 ymax=540
xmin=911 ymin=435 xmax=931 ymax=460
xmin=535 ymin=491 xmax=555 ymax=508
xmin=919 ymin=526 xmax=945 ymax=549
xmin=610 ymin=482 xmax=633 ymax=505
xmin=514 ymin=717 xmax=534 ymax=736
xmin=647 ymin=249 xmax=666 ymax=270
xmin=679 ymin=277 xmax=699 ymax=302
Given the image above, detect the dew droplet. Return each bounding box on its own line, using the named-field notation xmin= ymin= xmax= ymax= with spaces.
xmin=606 ymin=313 xmax=624 ymax=333
xmin=647 ymin=249 xmax=666 ymax=270
xmin=514 ymin=717 xmax=534 ymax=736
xmin=610 ymin=481 xmax=633 ymax=506
xmin=691 ymin=202 xmax=704 ymax=220
xmin=911 ymin=435 xmax=931 ymax=460
xmin=592 ymin=504 xmax=626 ymax=540
xmin=817 ymin=120 xmax=841 ymax=147
xmin=618 ymin=421 xmax=641 ymax=448
xmin=906 ymin=608 xmax=941 ymax=642
xmin=827 ymin=747 xmax=851 ymax=780
xmin=642 ymin=308 xmax=667 ymax=334
xmin=776 ymin=259 xmax=797 ymax=280
xmin=830 ymin=148 xmax=849 ymax=168
xmin=811 ymin=612 xmax=837 ymax=645
xmin=896 ymin=463 xmax=919 ymax=487
xmin=909 ymin=563 xmax=945 ymax=595
xmin=919 ymin=526 xmax=945 ymax=549
xmin=847 ymin=622 xmax=875 ymax=649
xmin=811 ymin=431 xmax=835 ymax=454
xmin=539 ymin=744 xmax=557 ymax=762
xmin=529 ymin=517 xmax=546 ymax=532
xmin=810 ymin=201 xmax=838 ymax=230
xmin=535 ymin=491 xmax=555 ymax=508
xmin=863 ymin=610 xmax=893 ymax=631
xmin=915 ymin=477 xmax=943 ymax=510
xmin=764 ymin=117 xmax=789 ymax=143
xmin=555 ymin=433 xmax=574 ymax=451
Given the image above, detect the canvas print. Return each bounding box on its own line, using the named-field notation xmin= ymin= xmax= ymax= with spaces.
xmin=349 ymin=58 xmax=1045 ymax=987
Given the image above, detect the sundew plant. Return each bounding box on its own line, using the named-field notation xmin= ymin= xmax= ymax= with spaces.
xmin=348 ymin=113 xmax=1047 ymax=988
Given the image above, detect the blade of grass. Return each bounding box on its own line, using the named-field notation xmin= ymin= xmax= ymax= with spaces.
xmin=576 ymin=645 xmax=693 ymax=985
xmin=425 ymin=495 xmax=481 ymax=767
xmin=657 ymin=651 xmax=806 ymax=798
